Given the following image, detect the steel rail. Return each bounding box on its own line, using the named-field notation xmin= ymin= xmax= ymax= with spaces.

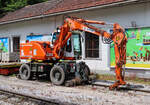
xmin=91 ymin=80 xmax=150 ymax=93
xmin=0 ymin=88 xmax=76 ymax=105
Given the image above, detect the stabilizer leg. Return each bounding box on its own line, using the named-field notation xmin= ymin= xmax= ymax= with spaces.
xmin=109 ymin=66 xmax=126 ymax=90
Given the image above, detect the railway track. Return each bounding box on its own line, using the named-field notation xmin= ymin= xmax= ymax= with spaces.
xmin=0 ymin=89 xmax=76 ymax=105
xmin=0 ymin=79 xmax=149 ymax=105
xmin=91 ymin=80 xmax=150 ymax=93
xmin=0 ymin=75 xmax=149 ymax=105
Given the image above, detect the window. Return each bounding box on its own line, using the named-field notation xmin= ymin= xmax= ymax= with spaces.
xmin=13 ymin=37 xmax=20 ymax=52
xmin=72 ymin=33 xmax=82 ymax=56
xmin=85 ymin=32 xmax=99 ymax=58
xmin=66 ymin=38 xmax=72 ymax=52
xmin=52 ymin=32 xmax=59 ymax=44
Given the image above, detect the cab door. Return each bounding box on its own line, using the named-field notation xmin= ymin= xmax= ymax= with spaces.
xmin=64 ymin=32 xmax=82 ymax=59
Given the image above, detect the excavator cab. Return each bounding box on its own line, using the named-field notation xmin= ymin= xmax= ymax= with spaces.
xmin=51 ymin=30 xmax=82 ymax=60
xmin=65 ymin=32 xmax=82 ymax=60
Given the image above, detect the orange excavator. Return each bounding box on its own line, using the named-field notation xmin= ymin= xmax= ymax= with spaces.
xmin=20 ymin=16 xmax=127 ymax=89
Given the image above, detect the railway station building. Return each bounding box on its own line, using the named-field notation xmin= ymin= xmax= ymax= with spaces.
xmin=0 ymin=0 xmax=150 ymax=77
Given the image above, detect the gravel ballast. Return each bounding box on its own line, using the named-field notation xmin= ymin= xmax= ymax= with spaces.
xmin=0 ymin=76 xmax=149 ymax=105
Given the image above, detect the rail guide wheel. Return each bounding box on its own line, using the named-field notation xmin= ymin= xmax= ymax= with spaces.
xmin=19 ymin=64 xmax=31 ymax=80
xmin=50 ymin=65 xmax=65 ymax=85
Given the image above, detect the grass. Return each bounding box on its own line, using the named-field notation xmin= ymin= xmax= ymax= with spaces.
xmin=96 ymin=74 xmax=150 ymax=85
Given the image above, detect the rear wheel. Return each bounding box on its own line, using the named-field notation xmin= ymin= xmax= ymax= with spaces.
xmin=19 ymin=64 xmax=31 ymax=80
xmin=50 ymin=65 xmax=65 ymax=85
xmin=79 ymin=62 xmax=90 ymax=75
xmin=77 ymin=62 xmax=90 ymax=82
xmin=84 ymin=64 xmax=90 ymax=76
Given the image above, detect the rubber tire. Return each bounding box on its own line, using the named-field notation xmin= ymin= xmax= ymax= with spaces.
xmin=78 ymin=62 xmax=90 ymax=76
xmin=50 ymin=65 xmax=65 ymax=85
xmin=19 ymin=64 xmax=31 ymax=80
xmin=84 ymin=64 xmax=90 ymax=76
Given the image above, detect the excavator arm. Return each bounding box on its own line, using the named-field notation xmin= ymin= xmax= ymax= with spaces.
xmin=54 ymin=16 xmax=127 ymax=89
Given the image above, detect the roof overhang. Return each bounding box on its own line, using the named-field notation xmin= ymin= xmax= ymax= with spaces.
xmin=0 ymin=0 xmax=145 ymax=25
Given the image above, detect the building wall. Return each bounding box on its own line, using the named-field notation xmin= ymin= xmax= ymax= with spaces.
xmin=0 ymin=2 xmax=150 ymax=72
xmin=68 ymin=2 xmax=150 ymax=72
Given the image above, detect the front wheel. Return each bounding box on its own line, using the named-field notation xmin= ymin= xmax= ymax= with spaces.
xmin=50 ymin=65 xmax=65 ymax=85
xmin=19 ymin=64 xmax=31 ymax=80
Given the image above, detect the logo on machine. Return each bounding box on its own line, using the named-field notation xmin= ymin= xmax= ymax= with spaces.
xmin=46 ymin=53 xmax=53 ymax=56
xmin=21 ymin=50 xmax=24 ymax=56
xmin=83 ymin=27 xmax=95 ymax=33
xmin=116 ymin=36 xmax=120 ymax=41
xmin=33 ymin=49 xmax=37 ymax=55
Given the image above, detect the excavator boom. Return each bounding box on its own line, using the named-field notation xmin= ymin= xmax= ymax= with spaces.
xmin=54 ymin=16 xmax=127 ymax=89
xmin=20 ymin=16 xmax=127 ymax=89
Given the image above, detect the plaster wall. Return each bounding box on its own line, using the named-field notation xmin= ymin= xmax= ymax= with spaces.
xmin=0 ymin=2 xmax=150 ymax=71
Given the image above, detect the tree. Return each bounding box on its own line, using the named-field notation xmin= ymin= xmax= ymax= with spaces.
xmin=0 ymin=0 xmax=49 ymax=17
xmin=27 ymin=0 xmax=48 ymax=5
xmin=3 ymin=0 xmax=27 ymax=12
xmin=0 ymin=0 xmax=8 ymax=17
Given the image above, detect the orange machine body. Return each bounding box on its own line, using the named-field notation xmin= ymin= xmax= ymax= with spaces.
xmin=20 ymin=16 xmax=127 ymax=89
xmin=20 ymin=41 xmax=53 ymax=60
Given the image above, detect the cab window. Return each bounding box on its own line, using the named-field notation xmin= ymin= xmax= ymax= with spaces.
xmin=73 ymin=33 xmax=82 ymax=56
xmin=66 ymin=38 xmax=72 ymax=52
xmin=52 ymin=32 xmax=59 ymax=44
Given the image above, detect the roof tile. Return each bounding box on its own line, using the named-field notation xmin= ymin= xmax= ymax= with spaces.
xmin=0 ymin=0 xmax=125 ymax=23
xmin=44 ymin=0 xmax=123 ymax=14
